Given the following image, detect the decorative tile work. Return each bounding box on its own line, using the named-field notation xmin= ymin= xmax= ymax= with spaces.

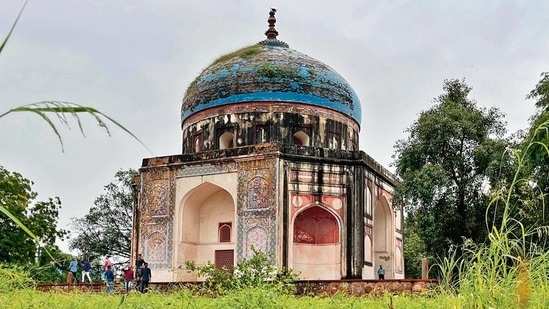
xmin=245 ymin=226 xmax=268 ymax=258
xmin=181 ymin=45 xmax=362 ymax=123
xmin=146 ymin=230 xmax=168 ymax=262
xmin=246 ymin=176 xmax=269 ymax=210
xmin=176 ymin=164 xmax=226 ymax=177
xmin=138 ymin=168 xmax=173 ymax=269
xmin=238 ymin=165 xmax=277 ymax=260
xmin=143 ymin=183 xmax=168 ymax=216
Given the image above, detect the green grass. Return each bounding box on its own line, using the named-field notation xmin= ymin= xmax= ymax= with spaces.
xmin=434 ymin=119 xmax=549 ymax=309
xmin=0 ymin=287 xmax=464 ymax=309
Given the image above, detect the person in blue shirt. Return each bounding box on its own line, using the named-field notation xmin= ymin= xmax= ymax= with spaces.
xmin=139 ymin=263 xmax=151 ymax=293
xmin=105 ymin=265 xmax=115 ymax=294
xmin=68 ymin=258 xmax=78 ymax=284
xmin=377 ymin=265 xmax=385 ymax=280
xmin=82 ymin=258 xmax=92 ymax=283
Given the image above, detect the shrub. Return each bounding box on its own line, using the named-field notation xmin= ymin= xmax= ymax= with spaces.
xmin=435 ymin=120 xmax=549 ymax=308
xmin=0 ymin=264 xmax=34 ymax=292
xmin=184 ymin=247 xmax=298 ymax=295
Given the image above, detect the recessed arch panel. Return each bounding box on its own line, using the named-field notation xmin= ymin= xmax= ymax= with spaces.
xmin=294 ymin=206 xmax=339 ymax=244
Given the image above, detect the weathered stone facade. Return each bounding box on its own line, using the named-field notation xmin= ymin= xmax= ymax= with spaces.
xmin=132 ymin=9 xmax=404 ymax=282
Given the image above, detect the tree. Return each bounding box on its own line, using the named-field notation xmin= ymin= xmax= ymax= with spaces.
xmin=393 ymin=78 xmax=508 ymax=259
xmin=69 ymin=169 xmax=137 ymax=262
xmin=518 ymin=72 xmax=549 ymax=226
xmin=31 ymin=244 xmax=75 ymax=283
xmin=0 ymin=166 xmax=67 ymax=264
xmin=403 ymin=218 xmax=427 ymax=279
xmin=527 ymin=72 xmax=549 ymax=110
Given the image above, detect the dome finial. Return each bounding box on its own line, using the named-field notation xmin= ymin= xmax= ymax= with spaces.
xmin=257 ymin=8 xmax=288 ymax=48
xmin=265 ymin=8 xmax=278 ymax=40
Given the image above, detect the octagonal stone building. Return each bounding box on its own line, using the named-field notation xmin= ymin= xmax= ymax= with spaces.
xmin=131 ymin=10 xmax=404 ymax=281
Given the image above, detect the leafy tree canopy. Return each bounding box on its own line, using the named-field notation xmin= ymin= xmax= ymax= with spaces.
xmin=527 ymin=72 xmax=549 ymax=111
xmin=69 ymin=169 xmax=137 ymax=262
xmin=0 ymin=166 xmax=67 ymax=264
xmin=393 ymin=78 xmax=508 ymax=258
xmin=403 ymin=218 xmax=427 ymax=279
xmin=518 ymin=72 xmax=549 ymax=226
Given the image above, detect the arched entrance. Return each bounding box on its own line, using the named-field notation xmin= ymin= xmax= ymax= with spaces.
xmin=374 ymin=195 xmax=393 ymax=279
xmin=292 ymin=205 xmax=341 ymax=279
xmin=176 ymin=182 xmax=235 ymax=280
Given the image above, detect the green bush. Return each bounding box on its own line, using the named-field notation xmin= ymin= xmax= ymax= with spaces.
xmin=184 ymin=247 xmax=298 ymax=295
xmin=435 ymin=120 xmax=549 ymax=308
xmin=0 ymin=264 xmax=34 ymax=292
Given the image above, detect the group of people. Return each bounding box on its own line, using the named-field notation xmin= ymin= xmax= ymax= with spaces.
xmin=66 ymin=257 xmax=92 ymax=284
xmin=103 ymin=253 xmax=152 ymax=294
xmin=67 ymin=254 xmax=151 ymax=294
xmin=120 ymin=254 xmax=151 ymax=294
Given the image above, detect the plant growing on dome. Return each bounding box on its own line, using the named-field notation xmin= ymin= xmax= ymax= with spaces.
xmin=257 ymin=62 xmax=298 ymax=79
xmin=211 ymin=45 xmax=263 ymax=67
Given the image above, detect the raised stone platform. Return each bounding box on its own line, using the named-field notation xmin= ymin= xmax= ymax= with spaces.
xmin=295 ymin=279 xmax=438 ymax=296
xmin=36 ymin=279 xmax=437 ymax=296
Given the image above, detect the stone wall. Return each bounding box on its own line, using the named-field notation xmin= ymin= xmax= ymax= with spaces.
xmin=37 ymin=279 xmax=437 ymax=296
xmin=294 ymin=279 xmax=438 ymax=296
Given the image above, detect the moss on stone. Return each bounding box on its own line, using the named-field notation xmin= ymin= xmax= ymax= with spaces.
xmin=210 ymin=45 xmax=263 ymax=67
xmin=185 ymin=75 xmax=200 ymax=95
xmin=185 ymin=45 xmax=263 ymax=96
xmin=257 ymin=62 xmax=298 ymax=79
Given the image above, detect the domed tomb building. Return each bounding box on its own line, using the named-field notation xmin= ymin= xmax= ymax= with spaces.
xmin=132 ymin=9 xmax=404 ymax=281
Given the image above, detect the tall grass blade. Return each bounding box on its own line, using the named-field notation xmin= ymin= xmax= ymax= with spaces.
xmin=1 ymin=101 xmax=153 ymax=154
xmin=0 ymin=0 xmax=29 ymax=55
xmin=0 ymin=205 xmax=38 ymax=243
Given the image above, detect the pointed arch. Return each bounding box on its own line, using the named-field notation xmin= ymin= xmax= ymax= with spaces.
xmin=365 ymin=186 xmax=373 ymax=217
xmin=219 ymin=131 xmax=234 ymax=149
xmin=374 ymin=194 xmax=394 ymax=279
xmin=294 ymin=206 xmax=339 ymax=244
xmin=293 ymin=130 xmax=310 ymax=146
xmin=291 ymin=204 xmax=342 ymax=280
xmin=174 ymin=181 xmax=236 ymax=279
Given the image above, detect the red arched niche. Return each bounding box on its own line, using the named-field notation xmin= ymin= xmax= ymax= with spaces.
xmin=294 ymin=206 xmax=339 ymax=244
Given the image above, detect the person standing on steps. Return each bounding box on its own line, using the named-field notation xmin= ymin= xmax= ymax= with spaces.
xmin=377 ymin=265 xmax=385 ymax=280
xmin=102 ymin=254 xmax=112 ymax=281
xmin=123 ymin=264 xmax=134 ymax=294
xmin=82 ymin=258 xmax=92 ymax=283
xmin=68 ymin=257 xmax=78 ymax=284
xmin=103 ymin=254 xmax=113 ymax=271
xmin=105 ymin=265 xmax=115 ymax=294
xmin=135 ymin=254 xmax=145 ymax=291
xmin=139 ymin=263 xmax=151 ymax=293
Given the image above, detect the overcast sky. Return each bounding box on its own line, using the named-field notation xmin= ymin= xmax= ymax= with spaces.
xmin=1 ymin=0 xmax=548 ymax=252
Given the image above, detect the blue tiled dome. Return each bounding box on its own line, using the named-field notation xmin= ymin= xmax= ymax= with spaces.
xmin=181 ymin=43 xmax=362 ymax=125
xmin=181 ymin=9 xmax=361 ymax=126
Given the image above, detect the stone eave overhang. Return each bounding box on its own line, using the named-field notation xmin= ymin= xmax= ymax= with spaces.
xmin=140 ymin=143 xmax=397 ymax=186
